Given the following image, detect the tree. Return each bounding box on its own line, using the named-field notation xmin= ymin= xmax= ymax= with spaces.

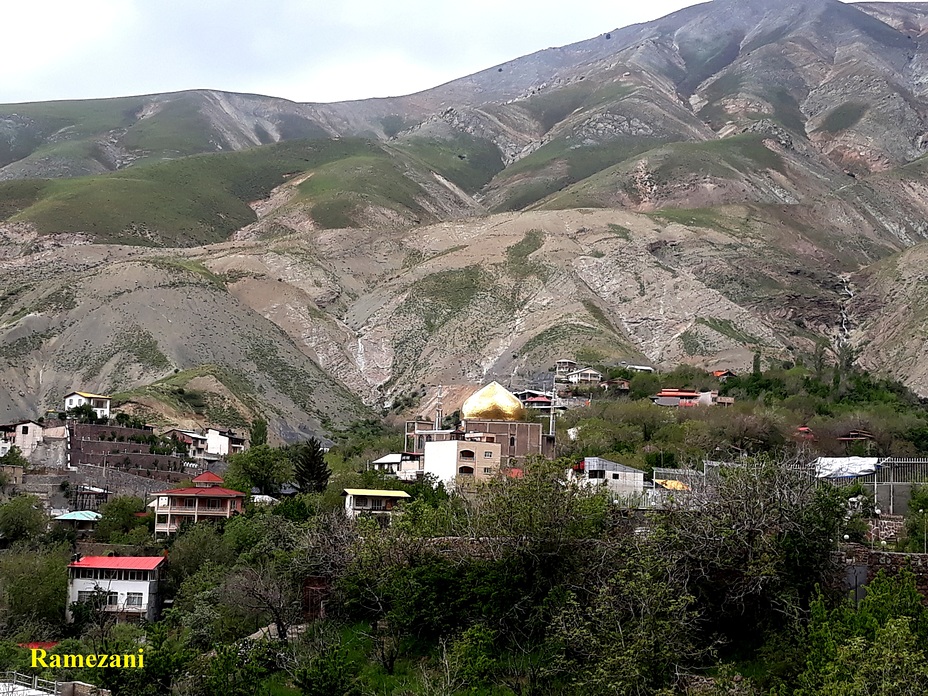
xmin=95 ymin=496 xmax=149 ymax=543
xmin=249 ymin=418 xmax=268 ymax=447
xmin=224 ymin=559 xmax=303 ymax=644
xmin=225 ymin=445 xmax=292 ymax=495
xmin=0 ymin=495 xmax=46 ymax=543
xmin=650 ymin=456 xmax=846 ymax=650
xmin=0 ymin=445 xmax=28 ymax=471
xmin=288 ymin=439 xmax=331 ymax=494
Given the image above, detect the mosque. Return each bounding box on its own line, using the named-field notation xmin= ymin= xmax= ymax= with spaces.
xmin=399 ymin=382 xmax=556 ymax=487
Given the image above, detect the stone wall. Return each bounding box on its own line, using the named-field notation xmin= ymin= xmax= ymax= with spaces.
xmin=839 ymin=544 xmax=928 ymax=601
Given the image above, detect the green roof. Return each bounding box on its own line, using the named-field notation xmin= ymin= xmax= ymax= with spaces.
xmin=342 ymin=489 xmax=411 ymax=498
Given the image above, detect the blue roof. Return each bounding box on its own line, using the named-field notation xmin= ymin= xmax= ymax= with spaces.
xmin=54 ymin=510 xmax=102 ymax=522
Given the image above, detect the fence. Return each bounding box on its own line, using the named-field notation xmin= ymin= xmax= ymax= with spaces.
xmin=0 ymin=671 xmax=59 ymax=694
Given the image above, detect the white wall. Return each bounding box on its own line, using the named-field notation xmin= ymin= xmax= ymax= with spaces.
xmin=67 ymin=577 xmax=157 ymax=621
xmin=423 ymin=441 xmax=462 ymax=489
xmin=205 ymin=429 xmax=230 ymax=456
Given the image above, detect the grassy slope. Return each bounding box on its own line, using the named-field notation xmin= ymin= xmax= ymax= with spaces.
xmin=0 ymin=139 xmax=405 ymax=245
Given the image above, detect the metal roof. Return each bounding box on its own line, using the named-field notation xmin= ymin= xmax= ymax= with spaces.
xmin=342 ymin=489 xmax=411 ymax=498
xmin=53 ymin=511 xmax=102 ymax=522
xmin=69 ymin=556 xmax=165 ymax=570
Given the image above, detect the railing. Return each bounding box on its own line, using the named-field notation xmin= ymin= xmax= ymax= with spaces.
xmin=2 ymin=671 xmax=59 ymax=694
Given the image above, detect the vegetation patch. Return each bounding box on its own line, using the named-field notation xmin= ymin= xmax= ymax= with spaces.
xmin=696 ymin=316 xmax=763 ymax=346
xmin=816 ymin=102 xmax=868 ymax=134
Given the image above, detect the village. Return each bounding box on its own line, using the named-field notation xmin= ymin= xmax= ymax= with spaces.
xmin=1 ymin=354 xmax=927 ymax=662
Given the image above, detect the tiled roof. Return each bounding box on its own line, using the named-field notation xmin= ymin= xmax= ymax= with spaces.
xmin=154 ymin=486 xmax=245 ymax=497
xmin=192 ymin=471 xmax=223 ymax=483
xmin=69 ymin=556 xmax=165 ymax=570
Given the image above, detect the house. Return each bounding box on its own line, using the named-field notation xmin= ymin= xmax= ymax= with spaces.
xmin=66 ymin=555 xmax=165 ymax=623
xmin=601 ymin=379 xmax=630 ymax=392
xmin=164 ymin=429 xmax=211 ymax=461
xmin=566 ymin=367 xmax=603 ymax=385
xmin=63 ymin=392 xmax=111 ymax=420
xmin=626 ymin=364 xmax=655 ymax=373
xmin=555 ymin=359 xmax=577 ymax=376
xmin=423 ymin=434 xmax=502 ymax=489
xmin=0 ymin=460 xmax=22 ymax=487
xmin=342 ymin=488 xmax=411 ymax=522
xmin=651 ymin=389 xmax=734 ymax=408
xmin=205 ymin=428 xmax=247 ymax=457
xmin=371 ymin=453 xmax=403 ymax=474
xmin=0 ymin=420 xmax=44 ymax=456
xmin=54 ymin=510 xmax=102 ymax=537
xmin=570 ymin=456 xmax=645 ymax=499
xmin=712 ymin=369 xmax=737 ymax=381
xmin=394 ymin=452 xmax=425 ymax=482
xmin=150 ymin=471 xmax=245 ymax=536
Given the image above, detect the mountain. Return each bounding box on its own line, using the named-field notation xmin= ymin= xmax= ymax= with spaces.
xmin=3 ymin=0 xmax=928 ymax=435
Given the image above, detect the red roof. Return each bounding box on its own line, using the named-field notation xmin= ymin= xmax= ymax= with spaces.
xmin=525 ymin=396 xmax=552 ymax=402
xmin=192 ymin=471 xmax=223 ymax=483
xmin=656 ymin=389 xmax=700 ymax=397
xmin=154 ymin=486 xmax=245 ymax=497
xmin=69 ymin=556 xmax=165 ymax=570
xmin=19 ymin=642 xmax=59 ymax=651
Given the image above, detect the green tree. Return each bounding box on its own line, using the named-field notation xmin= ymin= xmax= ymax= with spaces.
xmin=288 ymin=439 xmax=331 ymax=494
xmin=225 ymin=445 xmax=292 ymax=495
xmin=0 ymin=494 xmax=46 ymax=543
xmin=0 ymin=445 xmax=28 ymax=470
xmin=95 ymin=496 xmax=148 ymax=543
xmin=249 ymin=418 xmax=268 ymax=447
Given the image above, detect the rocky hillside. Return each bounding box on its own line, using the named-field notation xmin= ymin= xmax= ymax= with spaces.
xmin=3 ymin=0 xmax=928 ymax=434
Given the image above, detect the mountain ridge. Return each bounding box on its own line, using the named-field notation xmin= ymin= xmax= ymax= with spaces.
xmin=3 ymin=0 xmax=928 ymax=435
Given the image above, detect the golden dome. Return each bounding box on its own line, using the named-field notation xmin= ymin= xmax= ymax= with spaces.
xmin=461 ymin=382 xmax=523 ymax=421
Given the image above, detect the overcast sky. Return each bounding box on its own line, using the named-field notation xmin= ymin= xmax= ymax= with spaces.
xmin=0 ymin=0 xmax=907 ymax=105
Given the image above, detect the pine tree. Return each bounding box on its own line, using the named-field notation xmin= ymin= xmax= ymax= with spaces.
xmin=288 ymin=438 xmax=330 ymax=493
xmin=249 ymin=418 xmax=268 ymax=447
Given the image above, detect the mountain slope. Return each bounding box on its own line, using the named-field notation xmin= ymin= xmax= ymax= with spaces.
xmin=5 ymin=0 xmax=928 ymax=432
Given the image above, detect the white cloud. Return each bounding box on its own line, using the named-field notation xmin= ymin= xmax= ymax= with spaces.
xmin=0 ymin=0 xmax=913 ymax=104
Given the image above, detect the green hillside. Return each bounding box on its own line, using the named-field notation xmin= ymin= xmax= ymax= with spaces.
xmin=0 ymin=139 xmax=428 ymax=245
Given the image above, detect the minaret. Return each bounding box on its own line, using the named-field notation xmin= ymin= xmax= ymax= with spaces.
xmin=434 ymin=385 xmax=444 ymax=429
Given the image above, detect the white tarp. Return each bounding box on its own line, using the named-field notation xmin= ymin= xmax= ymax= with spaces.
xmin=813 ymin=457 xmax=880 ymax=479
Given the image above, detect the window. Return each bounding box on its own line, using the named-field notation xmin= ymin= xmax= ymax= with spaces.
xmin=483 ymin=451 xmax=493 ymax=458
xmin=509 ymin=436 xmax=515 ymax=447
xmin=21 ymin=425 xmax=28 ymax=435
xmin=107 ymin=592 xmax=119 ymax=606
xmin=588 ymin=470 xmax=605 ymax=479
xmin=612 ymin=473 xmax=620 ymax=480
xmin=483 ymin=468 xmax=492 ymax=475
xmin=458 ymin=466 xmax=474 ymax=475
xmin=207 ymin=499 xmax=221 ymax=509
xmin=356 ymin=497 xmax=367 ymax=507
xmin=78 ymin=591 xmax=94 ymax=603
xmin=126 ymin=593 xmax=143 ymax=607
xmin=156 ymin=515 xmax=167 ymax=524
xmin=460 ymin=449 xmax=475 ymax=461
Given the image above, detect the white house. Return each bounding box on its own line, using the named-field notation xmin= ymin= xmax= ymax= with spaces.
xmin=63 ymin=392 xmax=111 ymax=419
xmin=566 ymin=367 xmax=603 ymax=385
xmin=555 ymin=359 xmax=577 ymax=375
xmin=626 ymin=365 xmax=655 ymax=373
xmin=371 ymin=453 xmax=403 ymax=474
xmin=342 ymin=489 xmax=411 ymax=522
xmin=571 ymin=456 xmax=646 ymax=501
xmin=423 ymin=436 xmax=502 ymax=490
xmin=205 ymin=428 xmax=246 ymax=457
xmin=66 ymin=556 xmax=165 ymax=623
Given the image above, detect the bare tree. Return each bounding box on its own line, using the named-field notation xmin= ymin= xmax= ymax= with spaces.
xmin=224 ymin=560 xmax=303 ymax=644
